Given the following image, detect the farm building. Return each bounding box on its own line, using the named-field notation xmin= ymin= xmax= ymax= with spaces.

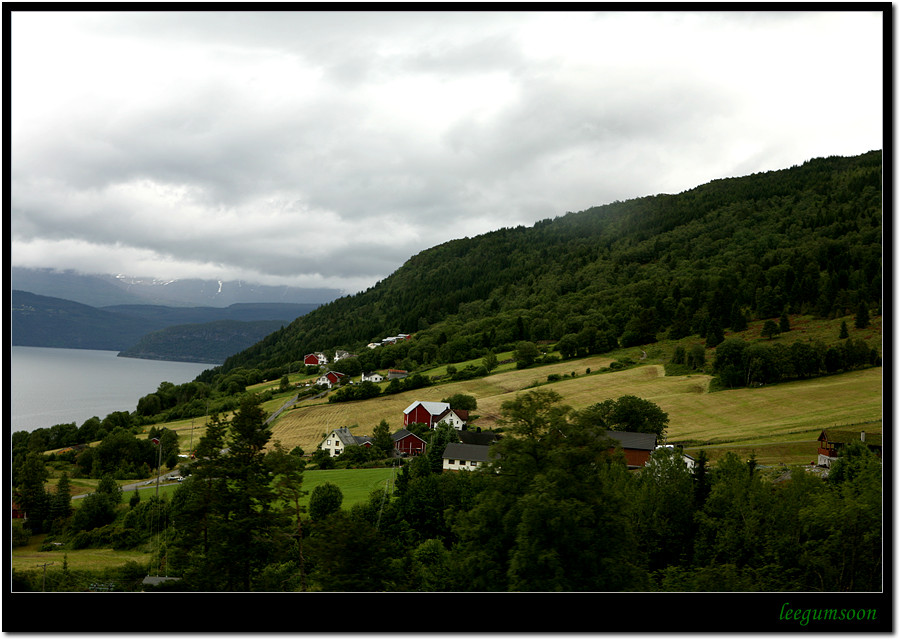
xmin=387 ymin=369 xmax=408 ymax=380
xmin=304 ymin=352 xmax=328 ymax=366
xmin=403 ymin=401 xmax=451 ymax=428
xmin=817 ymin=429 xmax=882 ymax=467
xmin=320 ymin=427 xmax=374 ymax=457
xmin=605 ymin=431 xmax=658 ymax=469
xmin=317 ymin=371 xmax=347 ymax=389
xmin=442 ymin=442 xmax=495 ymax=471
xmin=458 ymin=430 xmax=501 ymax=446
xmin=392 ymin=429 xmax=427 ymax=457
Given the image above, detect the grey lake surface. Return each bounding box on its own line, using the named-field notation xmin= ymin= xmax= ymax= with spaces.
xmin=10 ymin=346 xmax=217 ymax=433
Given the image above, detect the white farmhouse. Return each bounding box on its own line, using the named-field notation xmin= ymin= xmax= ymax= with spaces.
xmin=442 ymin=442 xmax=494 ymax=471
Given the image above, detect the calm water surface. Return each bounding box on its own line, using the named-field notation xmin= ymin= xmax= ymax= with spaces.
xmin=10 ymin=346 xmax=217 ymax=433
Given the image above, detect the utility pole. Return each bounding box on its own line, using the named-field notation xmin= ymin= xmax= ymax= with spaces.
xmin=152 ymin=437 xmax=161 ymax=499
xmin=37 ymin=562 xmax=54 ymax=591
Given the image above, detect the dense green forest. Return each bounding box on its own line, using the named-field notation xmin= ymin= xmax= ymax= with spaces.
xmin=200 ymin=150 xmax=881 ymax=387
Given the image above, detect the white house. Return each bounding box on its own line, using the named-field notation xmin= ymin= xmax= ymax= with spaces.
xmin=361 ymin=371 xmax=384 ymax=383
xmin=317 ymin=371 xmax=347 ymax=389
xmin=367 ymin=343 xmax=381 ymax=350
xmin=334 ymin=350 xmax=354 ymax=362
xmin=434 ymin=407 xmax=469 ymax=430
xmin=442 ymin=442 xmax=494 ymax=471
xmin=320 ymin=427 xmax=373 ymax=457
xmin=654 ymin=444 xmax=696 ymax=470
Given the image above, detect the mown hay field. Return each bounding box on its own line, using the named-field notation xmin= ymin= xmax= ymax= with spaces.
xmin=270 ymin=361 xmax=883 ymax=459
xmin=268 ymin=353 xmax=616 ymax=450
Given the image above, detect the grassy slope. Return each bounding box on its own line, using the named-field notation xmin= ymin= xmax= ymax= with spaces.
xmin=262 ymin=312 xmax=882 ymax=465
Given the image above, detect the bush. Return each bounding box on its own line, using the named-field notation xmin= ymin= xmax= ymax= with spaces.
xmin=12 ymin=521 xmax=31 ymax=547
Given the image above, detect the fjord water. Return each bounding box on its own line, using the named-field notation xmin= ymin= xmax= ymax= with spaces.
xmin=11 ymin=346 xmax=216 ymax=433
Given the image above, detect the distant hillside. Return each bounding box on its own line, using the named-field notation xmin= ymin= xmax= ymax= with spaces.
xmin=11 ymin=267 xmax=342 ymax=308
xmin=11 ymin=290 xmax=159 ymax=350
xmin=200 ymin=150 xmax=882 ymax=385
xmin=118 ymin=319 xmax=287 ymax=364
xmin=11 ymin=290 xmax=318 ymax=359
xmin=102 ymin=302 xmax=320 ymax=325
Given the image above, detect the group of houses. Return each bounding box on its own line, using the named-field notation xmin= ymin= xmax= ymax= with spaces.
xmin=303 ymin=350 xmax=356 ymax=368
xmin=367 ymin=334 xmax=412 ymax=349
xmin=316 ymin=398 xmax=704 ymax=473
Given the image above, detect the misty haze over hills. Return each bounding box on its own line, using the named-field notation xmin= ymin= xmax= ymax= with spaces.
xmin=11 ymin=267 xmax=343 ymax=308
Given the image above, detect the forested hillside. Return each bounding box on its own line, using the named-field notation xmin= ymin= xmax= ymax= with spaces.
xmin=118 ymin=319 xmax=286 ymax=364
xmin=198 ymin=150 xmax=882 ymax=385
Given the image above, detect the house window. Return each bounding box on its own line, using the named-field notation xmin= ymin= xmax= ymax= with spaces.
xmin=326 ymin=440 xmax=331 ymax=445
xmin=448 ymin=460 xmax=455 ymax=465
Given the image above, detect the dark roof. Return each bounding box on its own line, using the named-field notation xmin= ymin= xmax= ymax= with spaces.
xmin=458 ymin=430 xmax=501 ymax=446
xmin=819 ymin=429 xmax=882 ymax=447
xmin=442 ymin=442 xmax=494 ymax=463
xmin=604 ymin=430 xmax=657 ymax=451
xmin=392 ymin=428 xmax=426 ymax=443
xmin=142 ymin=576 xmax=181 ymax=586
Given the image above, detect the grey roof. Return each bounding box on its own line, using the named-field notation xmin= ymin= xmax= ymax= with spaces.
xmin=404 ymin=400 xmax=450 ymax=416
xmin=442 ymin=442 xmax=494 ymax=463
xmin=392 ymin=428 xmax=426 ymax=443
xmin=458 ymin=430 xmax=501 ymax=446
xmin=142 ymin=576 xmax=181 ymax=586
xmin=332 ymin=427 xmax=358 ymax=446
xmin=604 ymin=430 xmax=657 ymax=451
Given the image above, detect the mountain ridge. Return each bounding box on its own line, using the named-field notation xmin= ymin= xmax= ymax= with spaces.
xmin=10 ymin=289 xmax=319 ymax=359
xmin=11 ymin=268 xmax=342 ymax=308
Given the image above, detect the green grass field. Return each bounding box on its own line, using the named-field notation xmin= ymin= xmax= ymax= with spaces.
xmin=10 ymin=535 xmax=152 ymax=572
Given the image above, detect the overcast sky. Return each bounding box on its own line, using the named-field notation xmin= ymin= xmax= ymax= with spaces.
xmin=10 ymin=10 xmax=884 ymax=295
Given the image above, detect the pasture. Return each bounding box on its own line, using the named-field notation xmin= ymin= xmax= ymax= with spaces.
xmin=269 ymin=361 xmax=883 ymax=465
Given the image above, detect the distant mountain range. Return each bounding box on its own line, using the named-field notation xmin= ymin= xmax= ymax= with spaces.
xmin=11 ymin=290 xmax=320 ymax=363
xmin=11 ymin=267 xmax=342 ymax=308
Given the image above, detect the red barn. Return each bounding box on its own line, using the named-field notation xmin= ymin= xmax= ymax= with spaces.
xmin=403 ymin=401 xmax=451 ymax=428
xmin=392 ymin=429 xmax=427 ymax=456
xmin=605 ymin=431 xmax=657 ymax=469
xmin=304 ymin=353 xmax=328 ymax=366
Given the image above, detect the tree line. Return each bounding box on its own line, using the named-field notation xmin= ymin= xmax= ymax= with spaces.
xmin=15 ymin=391 xmax=880 ymax=592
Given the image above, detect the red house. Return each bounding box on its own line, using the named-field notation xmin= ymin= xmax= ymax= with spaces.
xmin=403 ymin=401 xmax=451 ymax=428
xmin=604 ymin=431 xmax=658 ymax=469
xmin=392 ymin=429 xmax=427 ymax=456
xmin=304 ymin=353 xmax=328 ymax=366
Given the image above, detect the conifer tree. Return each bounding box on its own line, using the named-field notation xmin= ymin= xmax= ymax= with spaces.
xmin=839 ymin=320 xmax=849 ymax=339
